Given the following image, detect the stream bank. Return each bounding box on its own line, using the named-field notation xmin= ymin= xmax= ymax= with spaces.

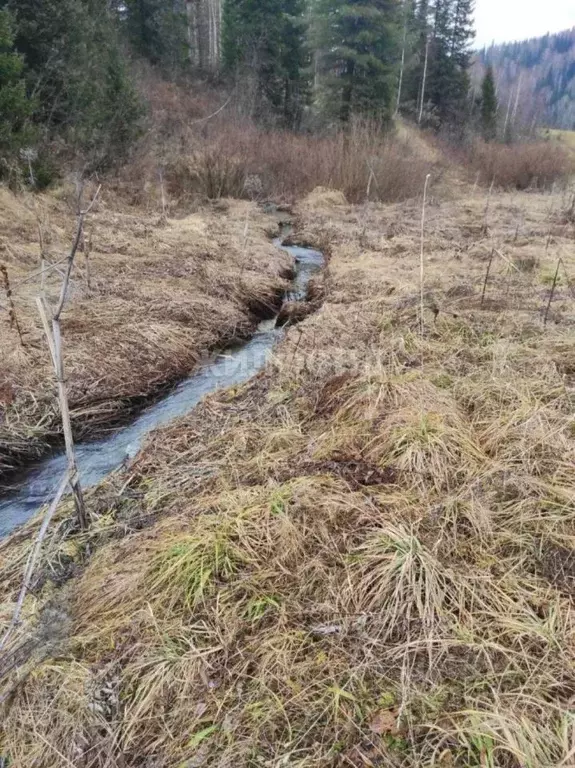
xmin=0 ymin=195 xmax=294 ymax=484
xmin=0 ymin=242 xmax=325 ymax=538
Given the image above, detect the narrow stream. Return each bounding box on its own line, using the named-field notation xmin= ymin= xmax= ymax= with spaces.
xmin=0 ymin=242 xmax=324 ymax=538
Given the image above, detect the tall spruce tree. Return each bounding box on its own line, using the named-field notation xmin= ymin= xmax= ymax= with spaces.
xmin=404 ymin=0 xmax=474 ymax=128
xmin=426 ymin=0 xmax=456 ymax=123
xmin=123 ymin=0 xmax=189 ymax=72
xmin=222 ymin=0 xmax=309 ymax=126
xmin=480 ymin=64 xmax=498 ymax=140
xmin=402 ymin=0 xmax=431 ymax=118
xmin=317 ymin=0 xmax=401 ymax=123
xmin=0 ymin=8 xmax=35 ymax=164
xmin=395 ymin=0 xmax=417 ymax=115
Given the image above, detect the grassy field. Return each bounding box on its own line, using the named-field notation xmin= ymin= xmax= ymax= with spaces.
xmin=0 ymin=187 xmax=291 ymax=479
xmin=548 ymin=129 xmax=575 ymax=153
xmin=1 ymin=179 xmax=575 ymax=766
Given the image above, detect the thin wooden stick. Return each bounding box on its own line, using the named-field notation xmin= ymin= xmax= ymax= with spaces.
xmin=482 ymin=178 xmax=495 ymax=236
xmin=36 ymin=298 xmax=87 ymax=530
xmin=53 ymin=184 xmax=101 ymax=321
xmin=420 ymin=174 xmax=431 ymax=340
xmin=159 ymin=168 xmax=167 ymax=223
xmin=37 ymin=220 xmax=47 ymax=294
xmin=493 ymin=248 xmax=521 ymax=273
xmin=188 ymin=91 xmax=233 ymax=125
xmin=33 ymin=183 xmax=100 ymax=531
xmin=481 ymin=249 xmax=495 ymax=308
xmin=85 ymin=229 xmax=92 ymax=291
xmin=0 ymin=472 xmax=69 ymax=653
xmin=1 ymin=264 xmax=25 ymax=347
xmin=544 ymin=260 xmax=561 ymax=327
xmin=12 ymin=256 xmax=69 ymax=289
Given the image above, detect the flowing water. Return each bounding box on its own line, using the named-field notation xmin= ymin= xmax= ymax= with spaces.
xmin=0 ymin=242 xmax=323 ymax=538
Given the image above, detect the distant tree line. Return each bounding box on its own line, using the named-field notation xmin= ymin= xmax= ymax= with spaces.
xmin=0 ymin=0 xmax=493 ymax=185
xmin=474 ymin=28 xmax=575 ymax=133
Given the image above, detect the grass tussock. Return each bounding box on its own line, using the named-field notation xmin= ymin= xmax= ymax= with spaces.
xmin=464 ymin=138 xmax=575 ymax=189
xmin=2 ymin=187 xmax=575 ymax=766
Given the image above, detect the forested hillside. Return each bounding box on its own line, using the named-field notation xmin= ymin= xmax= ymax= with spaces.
xmin=3 ymin=0 xmax=574 ymax=190
xmin=474 ymin=28 xmax=575 ymax=131
xmin=0 ymin=0 xmax=479 ymax=185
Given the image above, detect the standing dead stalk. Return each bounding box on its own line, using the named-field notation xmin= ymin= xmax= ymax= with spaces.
xmin=481 ymin=249 xmax=495 ymax=308
xmin=482 ymin=179 xmax=495 ymax=236
xmin=37 ymin=221 xmax=47 ymax=294
xmin=1 ymin=264 xmax=25 ymax=346
xmin=159 ymin=168 xmax=167 ymax=223
xmin=0 ymin=472 xmax=69 ymax=653
xmin=35 ymin=183 xmax=101 ymax=531
xmin=543 ymin=259 xmax=561 ymax=327
xmin=84 ymin=229 xmax=93 ymax=291
xmin=420 ymin=174 xmax=431 ymax=340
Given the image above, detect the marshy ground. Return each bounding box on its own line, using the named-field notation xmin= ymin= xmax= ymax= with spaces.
xmin=1 ymin=179 xmax=575 ymax=767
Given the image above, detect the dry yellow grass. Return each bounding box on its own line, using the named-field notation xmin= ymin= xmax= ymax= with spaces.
xmin=2 ymin=181 xmax=575 ymax=766
xmin=549 ymin=129 xmax=575 ymax=154
xmin=0 ymin=186 xmax=291 ymax=478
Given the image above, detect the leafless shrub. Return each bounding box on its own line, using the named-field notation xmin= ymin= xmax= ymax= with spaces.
xmin=165 ymin=120 xmax=436 ymax=203
xmin=463 ymin=139 xmax=574 ymax=190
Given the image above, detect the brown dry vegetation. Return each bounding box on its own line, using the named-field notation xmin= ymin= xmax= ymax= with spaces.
xmin=123 ymin=74 xmax=574 ymax=204
xmin=0 ymin=79 xmax=446 ymax=483
xmin=462 ymin=138 xmax=575 ymax=190
xmin=116 ymin=74 xmax=440 ymax=206
xmin=0 ymin=186 xmax=292 ymax=478
xmin=164 ymin=120 xmax=440 ymax=204
xmin=2 ymin=178 xmax=575 ymax=766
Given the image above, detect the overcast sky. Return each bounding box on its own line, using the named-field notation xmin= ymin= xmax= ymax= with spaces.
xmin=475 ymin=0 xmax=574 ymax=48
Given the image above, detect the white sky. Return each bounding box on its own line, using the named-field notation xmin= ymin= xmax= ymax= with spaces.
xmin=474 ymin=0 xmax=574 ymax=48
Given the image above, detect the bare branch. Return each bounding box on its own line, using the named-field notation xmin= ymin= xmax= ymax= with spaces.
xmin=12 ymin=256 xmax=69 ymax=289
xmin=188 ymin=93 xmax=233 ymax=125
xmin=81 ymin=184 xmax=102 ymax=216
xmin=53 ymin=185 xmax=101 ymax=321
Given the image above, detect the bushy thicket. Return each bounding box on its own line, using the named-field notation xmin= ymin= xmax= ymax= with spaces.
xmin=0 ymin=10 xmax=36 ymax=177
xmin=0 ymin=0 xmax=143 ymax=184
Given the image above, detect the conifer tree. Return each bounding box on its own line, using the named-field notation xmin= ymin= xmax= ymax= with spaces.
xmin=222 ymin=0 xmax=310 ymax=126
xmin=481 ymin=64 xmax=498 ymax=140
xmin=402 ymin=0 xmax=430 ymax=117
xmin=317 ymin=0 xmax=401 ymax=123
xmin=123 ymin=0 xmax=188 ymax=71
xmin=395 ymin=0 xmax=417 ymax=115
xmin=0 ymin=8 xmax=35 ymax=162
xmin=1 ymin=0 xmax=142 ymax=167
xmin=404 ymin=0 xmax=474 ymax=128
